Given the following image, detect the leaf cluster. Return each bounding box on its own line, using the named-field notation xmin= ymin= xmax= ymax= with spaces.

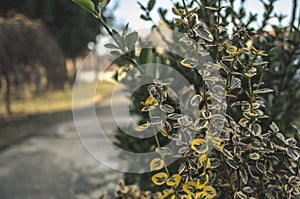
xmin=73 ymin=0 xmax=300 ymax=198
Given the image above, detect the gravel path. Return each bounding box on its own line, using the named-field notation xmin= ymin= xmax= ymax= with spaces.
xmin=0 ymin=97 xmax=128 ymax=199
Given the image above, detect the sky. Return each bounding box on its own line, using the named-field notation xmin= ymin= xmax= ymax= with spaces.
xmin=106 ymin=0 xmax=298 ymax=30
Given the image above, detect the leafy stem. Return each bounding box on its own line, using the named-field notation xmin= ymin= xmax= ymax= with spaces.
xmin=149 ymin=111 xmax=170 ymax=178
xmin=215 ymin=0 xmax=221 ymax=63
xmin=248 ymin=76 xmax=253 ymax=103
xmin=181 ymin=0 xmax=196 ymax=37
xmin=98 ymin=15 xmax=125 ymax=53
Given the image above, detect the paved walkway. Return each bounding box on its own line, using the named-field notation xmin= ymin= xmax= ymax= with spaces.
xmin=0 ymin=92 xmax=130 ymax=199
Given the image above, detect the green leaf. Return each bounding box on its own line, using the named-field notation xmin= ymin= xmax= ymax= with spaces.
xmin=239 ymin=169 xmax=248 ymax=185
xmin=110 ymin=51 xmax=121 ymax=56
xmin=190 ymin=94 xmax=203 ymax=106
xmin=226 ymin=158 xmax=239 ymax=169
xmin=98 ymin=0 xmax=110 ymax=11
xmin=270 ymin=122 xmax=279 ymax=132
xmin=160 ymin=104 xmax=175 ymax=113
xmin=249 ymin=153 xmax=260 ymax=160
xmin=256 ymin=161 xmax=266 ymax=174
xmin=140 ymin=14 xmax=151 ymax=21
xmin=254 ymin=88 xmax=274 ymax=94
xmin=222 ymin=148 xmax=234 ymax=159
xmin=135 ymin=123 xmax=150 ymax=132
xmin=72 ymin=0 xmax=95 ymax=14
xmin=139 ymin=48 xmax=153 ymax=65
xmin=235 ymin=191 xmax=247 ymax=199
xmin=104 ymin=43 xmax=119 ymax=49
xmin=249 ymin=123 xmax=262 ymax=136
xmin=147 ymin=0 xmax=156 ymax=11
xmin=122 ymin=23 xmax=129 ymax=37
xmin=112 ymin=29 xmax=125 ymax=49
xmin=242 ymin=186 xmax=254 ymax=194
xmin=137 ymin=1 xmax=146 ymax=11
xmin=149 ymin=116 xmax=162 ymax=124
xmin=286 ymin=147 xmax=299 ymax=160
xmin=194 ymin=118 xmax=208 ymax=130
xmin=125 ymin=32 xmax=138 ymax=50
xmin=265 ymin=171 xmax=276 ymax=180
xmin=156 ymin=147 xmax=173 ymax=156
xmin=195 ymin=27 xmax=214 ymax=42
xmin=167 ymin=113 xmax=183 ymax=120
xmin=172 ymin=8 xmax=181 ymax=15
xmin=275 ymin=132 xmax=288 ymax=144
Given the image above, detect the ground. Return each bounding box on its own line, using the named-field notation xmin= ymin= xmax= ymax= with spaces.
xmin=0 ymin=81 xmax=129 ymax=199
xmin=0 ymin=110 xmax=124 ymax=199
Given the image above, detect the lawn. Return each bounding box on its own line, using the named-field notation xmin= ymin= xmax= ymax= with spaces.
xmin=0 ymin=80 xmax=115 ymax=149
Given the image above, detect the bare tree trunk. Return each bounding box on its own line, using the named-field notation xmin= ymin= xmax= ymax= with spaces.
xmin=14 ymin=70 xmax=22 ymax=99
xmin=72 ymin=58 xmax=77 ymax=84
xmin=33 ymin=64 xmax=41 ymax=95
xmin=3 ymin=72 xmax=12 ymax=115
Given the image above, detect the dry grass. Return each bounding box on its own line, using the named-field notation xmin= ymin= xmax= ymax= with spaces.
xmin=0 ymin=80 xmax=115 ymax=149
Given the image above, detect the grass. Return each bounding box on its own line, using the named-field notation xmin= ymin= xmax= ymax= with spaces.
xmin=0 ymin=80 xmax=115 ymax=149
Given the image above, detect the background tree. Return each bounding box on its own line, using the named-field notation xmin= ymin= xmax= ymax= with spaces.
xmin=0 ymin=13 xmax=66 ymax=115
xmin=0 ymin=0 xmax=115 ymax=115
xmin=0 ymin=0 xmax=113 ymax=82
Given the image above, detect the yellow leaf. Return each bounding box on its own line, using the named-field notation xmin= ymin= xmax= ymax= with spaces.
xmin=226 ymin=45 xmax=238 ymax=54
xmin=150 ymin=158 xmax=165 ymax=171
xmin=203 ymin=186 xmax=217 ymax=198
xmin=135 ymin=123 xmax=150 ymax=132
xmin=191 ymin=139 xmax=209 ymax=154
xmin=141 ymin=107 xmax=148 ymax=112
xmin=199 ymin=154 xmax=211 ymax=169
xmin=180 ymin=195 xmax=191 ymax=199
xmin=161 ymin=191 xmax=176 ymax=199
xmin=159 ymin=125 xmax=169 ymax=137
xmin=141 ymin=96 xmax=158 ymax=112
xmin=195 ymin=191 xmax=208 ymax=199
xmin=151 ymin=172 xmax=168 ymax=186
xmin=181 ymin=58 xmax=196 ymax=68
xmin=197 ymin=173 xmax=209 ymax=188
xmin=166 ymin=174 xmax=181 ymax=187
xmin=145 ymin=96 xmax=158 ymax=106
xmin=238 ymin=118 xmax=248 ymax=128
xmin=258 ymin=50 xmax=268 ymax=56
xmin=183 ymin=181 xmax=197 ymax=196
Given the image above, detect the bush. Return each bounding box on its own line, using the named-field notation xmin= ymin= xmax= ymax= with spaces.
xmin=73 ymin=0 xmax=300 ymax=198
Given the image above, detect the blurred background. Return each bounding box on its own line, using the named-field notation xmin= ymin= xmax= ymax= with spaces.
xmin=0 ymin=0 xmax=299 ymax=198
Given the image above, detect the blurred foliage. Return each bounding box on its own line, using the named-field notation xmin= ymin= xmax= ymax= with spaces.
xmin=0 ymin=13 xmax=66 ymax=115
xmin=0 ymin=0 xmax=115 ymax=115
xmin=0 ymin=0 xmax=110 ymax=58
xmin=255 ymin=28 xmax=300 ymax=133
